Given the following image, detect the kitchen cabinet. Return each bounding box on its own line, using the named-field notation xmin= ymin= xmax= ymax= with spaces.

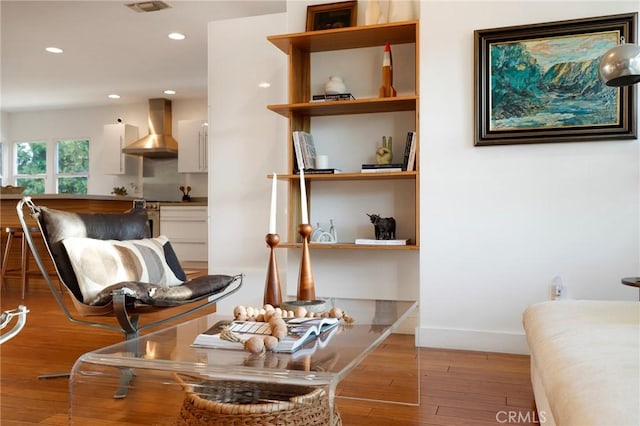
xmin=160 ymin=205 xmax=208 ymax=262
xmin=177 ymin=119 xmax=208 ymax=173
xmin=102 ymin=124 xmax=140 ymax=175
xmin=266 ymin=20 xmax=419 ymax=250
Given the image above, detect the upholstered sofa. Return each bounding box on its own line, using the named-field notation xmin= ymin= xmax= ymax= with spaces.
xmin=523 ymin=300 xmax=639 ymax=426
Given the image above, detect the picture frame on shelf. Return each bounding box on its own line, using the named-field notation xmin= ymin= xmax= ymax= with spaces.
xmin=306 ymin=1 xmax=357 ymax=32
xmin=474 ymin=13 xmax=637 ymax=146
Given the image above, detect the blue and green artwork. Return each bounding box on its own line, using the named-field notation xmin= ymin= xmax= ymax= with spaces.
xmin=489 ymin=31 xmax=620 ymax=131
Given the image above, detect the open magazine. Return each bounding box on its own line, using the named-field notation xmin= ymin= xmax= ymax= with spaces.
xmin=192 ymin=316 xmax=339 ymax=353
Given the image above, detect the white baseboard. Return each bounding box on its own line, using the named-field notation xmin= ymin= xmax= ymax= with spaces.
xmin=417 ymin=326 xmax=530 ymax=355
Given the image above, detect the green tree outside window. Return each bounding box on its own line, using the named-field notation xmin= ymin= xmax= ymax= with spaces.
xmin=16 ymin=141 xmax=47 ymax=194
xmin=57 ymin=139 xmax=89 ymax=194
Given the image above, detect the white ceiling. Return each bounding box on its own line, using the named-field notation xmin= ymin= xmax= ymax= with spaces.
xmin=0 ymin=0 xmax=285 ymax=113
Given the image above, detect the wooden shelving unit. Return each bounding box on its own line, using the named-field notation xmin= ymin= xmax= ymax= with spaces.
xmin=270 ymin=172 xmax=417 ymax=182
xmin=267 ymin=96 xmax=417 ymax=118
xmin=267 ymin=20 xmax=419 ymax=250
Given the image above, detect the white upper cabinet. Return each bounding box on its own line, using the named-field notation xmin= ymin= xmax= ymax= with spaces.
xmin=178 ymin=119 xmax=208 ymax=173
xmin=103 ymin=123 xmax=140 ymax=175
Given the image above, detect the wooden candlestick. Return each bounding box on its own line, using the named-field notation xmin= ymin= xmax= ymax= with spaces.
xmin=264 ymin=233 xmax=283 ymax=307
xmin=297 ymin=223 xmax=316 ymax=301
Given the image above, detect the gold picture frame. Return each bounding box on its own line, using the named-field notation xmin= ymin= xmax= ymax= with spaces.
xmin=306 ymin=1 xmax=357 ymax=32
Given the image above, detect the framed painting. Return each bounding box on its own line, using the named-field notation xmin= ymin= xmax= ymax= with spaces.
xmin=306 ymin=1 xmax=357 ymax=32
xmin=474 ymin=13 xmax=637 ymax=146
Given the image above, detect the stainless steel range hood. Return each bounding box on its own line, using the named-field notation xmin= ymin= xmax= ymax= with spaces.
xmin=122 ymin=98 xmax=178 ymax=158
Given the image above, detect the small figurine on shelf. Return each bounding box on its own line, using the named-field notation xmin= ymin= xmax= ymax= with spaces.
xmin=367 ymin=213 xmax=396 ymax=240
xmin=324 ymin=76 xmax=346 ymax=95
xmin=311 ymin=219 xmax=338 ymax=243
xmin=378 ymin=42 xmax=397 ymax=98
xmin=376 ymin=136 xmax=393 ymax=164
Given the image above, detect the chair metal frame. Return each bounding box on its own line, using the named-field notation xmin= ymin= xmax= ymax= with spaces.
xmin=0 ymin=305 xmax=29 ymax=344
xmin=17 ymin=197 xmax=243 ymax=395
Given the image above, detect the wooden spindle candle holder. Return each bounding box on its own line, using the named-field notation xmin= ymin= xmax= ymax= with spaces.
xmin=297 ymin=223 xmax=316 ymax=301
xmin=263 ymin=233 xmax=283 ymax=307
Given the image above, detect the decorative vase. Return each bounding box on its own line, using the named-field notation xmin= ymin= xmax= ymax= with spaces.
xmin=378 ymin=43 xmax=396 ymax=98
xmin=388 ymin=0 xmax=416 ymax=22
xmin=365 ymin=0 xmax=381 ymax=25
xmin=324 ymin=76 xmax=346 ymax=95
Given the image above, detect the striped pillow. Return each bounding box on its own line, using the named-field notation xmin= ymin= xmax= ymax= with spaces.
xmin=62 ymin=235 xmax=185 ymax=303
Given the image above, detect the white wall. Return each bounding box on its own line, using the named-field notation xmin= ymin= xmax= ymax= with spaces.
xmin=1 ymin=111 xmax=8 ymax=185
xmin=419 ymin=1 xmax=639 ymax=353
xmin=4 ymin=99 xmax=208 ymax=197
xmin=207 ymin=13 xmax=289 ymax=313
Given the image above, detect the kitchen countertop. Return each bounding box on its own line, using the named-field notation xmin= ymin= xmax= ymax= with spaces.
xmin=159 ymin=201 xmax=208 ymax=207
xmin=0 ymin=193 xmax=139 ymax=201
xmin=1 ymin=194 xmax=208 ymax=206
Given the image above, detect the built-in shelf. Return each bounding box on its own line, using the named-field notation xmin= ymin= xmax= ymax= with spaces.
xmin=267 ymin=19 xmax=419 ymax=250
xmin=267 ymin=20 xmax=417 ymax=54
xmin=267 ymin=96 xmax=417 ymax=118
xmin=269 ymin=172 xmax=417 ymax=181
xmin=280 ymin=242 xmax=419 ymax=250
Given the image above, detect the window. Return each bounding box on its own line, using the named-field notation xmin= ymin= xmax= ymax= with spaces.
xmin=15 ymin=138 xmax=90 ymax=194
xmin=15 ymin=141 xmax=47 ymax=193
xmin=57 ymin=139 xmax=89 ymax=194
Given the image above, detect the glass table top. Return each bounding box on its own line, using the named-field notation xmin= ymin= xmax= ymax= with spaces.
xmin=73 ymin=297 xmax=418 ymax=387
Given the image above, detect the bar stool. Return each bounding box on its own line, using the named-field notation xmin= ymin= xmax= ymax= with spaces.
xmin=1 ymin=227 xmax=40 ymax=299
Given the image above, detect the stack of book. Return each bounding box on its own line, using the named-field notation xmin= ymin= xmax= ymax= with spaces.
xmin=310 ymin=93 xmax=356 ymax=102
xmin=355 ymin=238 xmax=409 ymax=246
xmin=295 ymin=168 xmax=342 ymax=174
xmin=361 ymin=163 xmax=403 ymax=173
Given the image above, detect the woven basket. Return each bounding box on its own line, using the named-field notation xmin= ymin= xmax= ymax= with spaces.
xmin=0 ymin=185 xmax=25 ymax=195
xmin=175 ymin=376 xmax=341 ymax=426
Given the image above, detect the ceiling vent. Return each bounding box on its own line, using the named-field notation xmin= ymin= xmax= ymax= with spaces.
xmin=126 ymin=1 xmax=171 ymax=13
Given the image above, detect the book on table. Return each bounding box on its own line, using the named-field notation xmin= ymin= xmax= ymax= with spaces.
xmin=192 ymin=316 xmax=340 ymax=353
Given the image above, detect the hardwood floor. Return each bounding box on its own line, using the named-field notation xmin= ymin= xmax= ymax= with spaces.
xmin=1 ymin=286 xmax=537 ymax=425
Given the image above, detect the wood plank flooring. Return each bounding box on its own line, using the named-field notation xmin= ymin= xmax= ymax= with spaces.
xmin=1 ymin=286 xmax=537 ymax=425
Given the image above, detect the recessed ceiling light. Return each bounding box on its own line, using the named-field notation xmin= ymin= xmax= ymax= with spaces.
xmin=168 ymin=32 xmax=186 ymax=40
xmin=108 ymin=94 xmax=121 ymax=99
xmin=163 ymin=90 xmax=176 ymax=95
xmin=258 ymin=82 xmax=271 ymax=88
xmin=45 ymin=47 xmax=63 ymax=54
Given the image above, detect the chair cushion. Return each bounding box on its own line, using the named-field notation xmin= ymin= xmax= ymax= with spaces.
xmin=87 ymin=274 xmax=242 ymax=306
xmin=62 ymin=235 xmax=185 ymax=303
xmin=39 ymin=206 xmax=151 ymax=302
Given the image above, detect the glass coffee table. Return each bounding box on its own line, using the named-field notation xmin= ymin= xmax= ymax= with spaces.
xmin=69 ymin=297 xmax=418 ymax=425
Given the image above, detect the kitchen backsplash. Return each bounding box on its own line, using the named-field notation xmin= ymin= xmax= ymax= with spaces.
xmin=142 ymin=158 xmax=208 ymax=202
